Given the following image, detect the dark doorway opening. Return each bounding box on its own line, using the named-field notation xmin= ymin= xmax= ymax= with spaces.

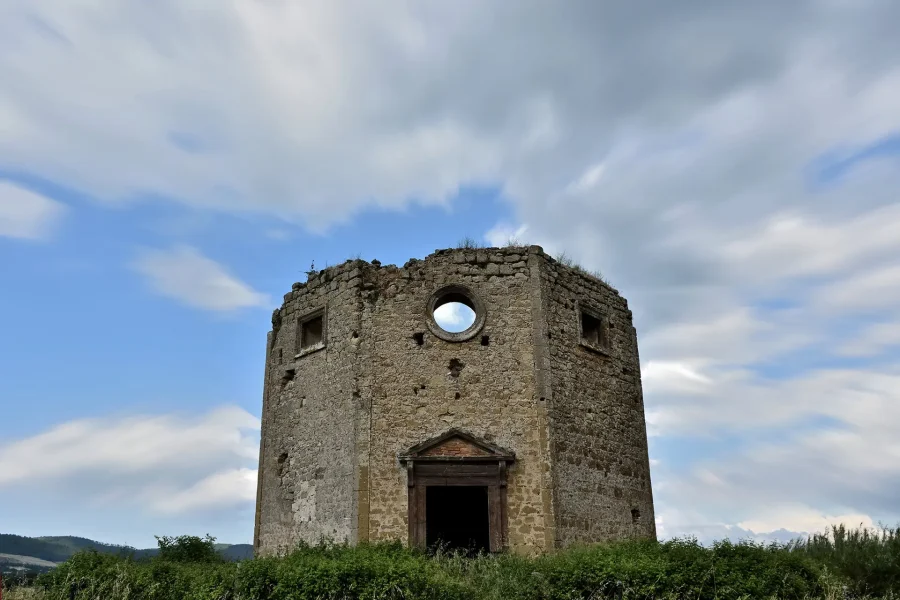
xmin=401 ymin=430 xmax=514 ymax=552
xmin=425 ymin=486 xmax=490 ymax=554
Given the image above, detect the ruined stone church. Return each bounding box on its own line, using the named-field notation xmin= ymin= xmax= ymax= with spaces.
xmin=254 ymin=245 xmax=655 ymax=555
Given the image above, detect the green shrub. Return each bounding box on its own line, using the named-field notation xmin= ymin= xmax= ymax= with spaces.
xmin=37 ymin=542 xmax=467 ymax=600
xmin=473 ymin=538 xmax=825 ymax=600
xmin=789 ymin=524 xmax=900 ymax=598
xmin=155 ymin=534 xmax=224 ymax=564
xmin=32 ymin=527 xmax=900 ymax=600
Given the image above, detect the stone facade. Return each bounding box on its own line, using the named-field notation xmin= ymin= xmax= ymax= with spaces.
xmin=254 ymin=246 xmax=655 ymax=556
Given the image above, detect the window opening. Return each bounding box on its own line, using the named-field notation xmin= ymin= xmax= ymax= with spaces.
xmin=426 ymin=285 xmax=486 ymax=342
xmin=580 ymin=309 xmax=609 ymax=351
xmin=298 ymin=312 xmax=325 ymax=353
xmin=280 ymin=368 xmax=296 ymax=387
xmin=433 ymin=293 xmax=477 ymax=333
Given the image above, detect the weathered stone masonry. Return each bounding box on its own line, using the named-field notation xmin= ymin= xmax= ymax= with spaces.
xmin=254 ymin=246 xmax=656 ymax=555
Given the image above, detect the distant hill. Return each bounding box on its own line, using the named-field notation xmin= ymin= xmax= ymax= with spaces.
xmin=0 ymin=553 xmax=58 ymax=576
xmin=120 ymin=543 xmax=253 ymax=561
xmin=0 ymin=534 xmax=124 ymax=564
xmin=0 ymin=534 xmax=253 ymax=575
xmin=219 ymin=544 xmax=254 ymax=561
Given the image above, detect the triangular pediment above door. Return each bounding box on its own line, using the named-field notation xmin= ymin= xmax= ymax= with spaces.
xmin=399 ymin=428 xmax=515 ymax=462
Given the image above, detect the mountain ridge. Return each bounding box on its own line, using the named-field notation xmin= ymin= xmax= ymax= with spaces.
xmin=0 ymin=534 xmax=253 ymax=574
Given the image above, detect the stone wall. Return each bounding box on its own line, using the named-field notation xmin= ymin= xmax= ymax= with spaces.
xmin=363 ymin=248 xmax=553 ymax=553
xmin=541 ymin=256 xmax=656 ymax=544
xmin=254 ymin=261 xmax=366 ymax=554
xmin=254 ymin=246 xmax=655 ymax=556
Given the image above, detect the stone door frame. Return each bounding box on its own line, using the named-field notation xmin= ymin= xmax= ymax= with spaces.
xmin=399 ymin=429 xmax=515 ymax=552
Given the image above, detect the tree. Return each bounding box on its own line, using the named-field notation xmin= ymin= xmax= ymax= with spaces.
xmin=154 ymin=534 xmax=222 ymax=563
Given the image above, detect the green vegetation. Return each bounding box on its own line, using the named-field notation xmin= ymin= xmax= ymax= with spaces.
xmin=0 ymin=534 xmax=252 ymax=575
xmin=456 ymin=235 xmax=483 ymax=249
xmin=0 ymin=535 xmax=125 ymax=564
xmin=154 ymin=534 xmax=225 ymax=564
xmin=555 ymin=252 xmax=609 ymax=285
xmin=455 ymin=234 xmax=528 ymax=249
xmin=3 ymin=526 xmax=897 ymax=599
xmin=503 ymin=236 xmax=527 ymax=248
xmin=788 ymin=524 xmax=900 ymax=598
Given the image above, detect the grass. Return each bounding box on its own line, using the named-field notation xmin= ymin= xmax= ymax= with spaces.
xmin=789 ymin=524 xmax=900 ymax=598
xmin=456 ymin=235 xmax=527 ymax=249
xmin=5 ymin=525 xmax=898 ymax=599
xmin=556 ymin=251 xmax=610 ymax=284
xmin=456 ymin=235 xmax=483 ymax=249
xmin=503 ymin=236 xmax=527 ymax=247
xmin=4 ymin=588 xmax=43 ymax=600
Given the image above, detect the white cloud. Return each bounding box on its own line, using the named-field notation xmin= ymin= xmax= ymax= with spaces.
xmin=723 ymin=204 xmax=900 ymax=283
xmin=0 ymin=180 xmax=66 ymax=240
xmin=737 ymin=506 xmax=875 ymax=537
xmin=649 ymin=366 xmax=900 ymax=534
xmin=433 ymin=301 xmax=475 ymax=332
xmin=839 ymin=321 xmax=900 ymax=357
xmin=655 ymin=504 xmax=876 ymax=544
xmin=0 ymin=406 xmax=260 ymax=514
xmin=565 ymin=163 xmax=606 ymax=195
xmin=153 ymin=468 xmax=257 ymax=514
xmin=815 ymin=263 xmax=900 ymax=314
xmin=1 ymin=1 xmax=893 ymax=232
xmin=3 ymin=0 xmax=900 ymax=539
xmin=484 ymin=223 xmax=529 ymax=247
xmin=647 ymin=361 xmax=900 ymax=435
xmin=0 ymin=406 xmax=259 ymax=486
xmin=642 ymin=361 xmax=713 ymax=404
xmin=133 ymin=245 xmax=269 ymax=312
xmin=640 ymin=307 xmax=806 ymax=366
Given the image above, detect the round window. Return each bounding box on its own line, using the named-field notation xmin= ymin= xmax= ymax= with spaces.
xmin=426 ymin=285 xmax=485 ymax=342
xmin=434 ymin=301 xmax=476 ymax=333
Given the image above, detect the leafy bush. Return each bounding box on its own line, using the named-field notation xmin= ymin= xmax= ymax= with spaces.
xmin=155 ymin=534 xmax=223 ymax=564
xmin=440 ymin=538 xmax=828 ymax=600
xmin=36 ymin=542 xmax=466 ymax=600
xmin=30 ymin=527 xmax=900 ymax=600
xmin=1 ymin=569 xmax=41 ymax=590
xmin=789 ymin=524 xmax=900 ymax=598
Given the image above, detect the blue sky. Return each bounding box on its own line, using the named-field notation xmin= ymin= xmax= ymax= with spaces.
xmin=1 ymin=0 xmax=900 ymax=549
xmin=0 ymin=183 xmax=508 ymax=434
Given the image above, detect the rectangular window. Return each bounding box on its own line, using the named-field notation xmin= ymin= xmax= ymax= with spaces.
xmin=300 ymin=315 xmax=323 ymax=349
xmin=581 ymin=312 xmax=602 ymax=346
xmin=579 ymin=307 xmax=609 ymax=353
xmin=296 ymin=308 xmax=326 ymax=356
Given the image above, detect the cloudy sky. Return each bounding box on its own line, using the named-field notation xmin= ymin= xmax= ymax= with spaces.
xmin=1 ymin=1 xmax=899 ymax=548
